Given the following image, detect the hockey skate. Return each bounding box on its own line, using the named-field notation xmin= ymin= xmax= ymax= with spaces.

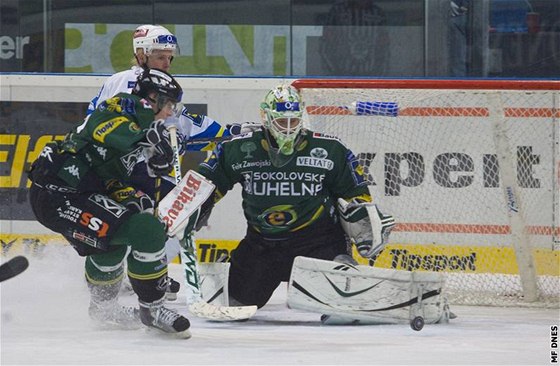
xmin=88 ymin=281 xmax=141 ymax=329
xmin=139 ymin=297 xmax=191 ymax=338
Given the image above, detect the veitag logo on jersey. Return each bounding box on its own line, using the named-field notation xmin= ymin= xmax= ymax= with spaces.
xmin=296 ymin=147 xmax=334 ymax=170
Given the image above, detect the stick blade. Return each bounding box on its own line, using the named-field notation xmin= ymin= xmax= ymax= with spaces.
xmin=188 ymin=301 xmax=257 ymax=321
xmin=0 ymin=256 xmax=29 ymax=282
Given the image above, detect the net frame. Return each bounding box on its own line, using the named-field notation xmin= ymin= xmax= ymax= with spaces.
xmin=293 ymin=79 xmax=560 ymax=308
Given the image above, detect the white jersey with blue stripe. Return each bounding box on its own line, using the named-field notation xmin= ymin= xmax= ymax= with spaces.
xmin=87 ymin=66 xmax=229 ymax=153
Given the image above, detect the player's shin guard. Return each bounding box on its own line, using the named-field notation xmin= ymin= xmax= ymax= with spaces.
xmin=85 ymin=254 xmax=141 ymax=329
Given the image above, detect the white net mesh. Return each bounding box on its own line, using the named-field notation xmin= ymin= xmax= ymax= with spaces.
xmin=296 ymin=80 xmax=559 ymax=308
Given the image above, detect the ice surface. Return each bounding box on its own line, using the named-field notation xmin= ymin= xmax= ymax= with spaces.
xmin=1 ymin=246 xmax=558 ymax=365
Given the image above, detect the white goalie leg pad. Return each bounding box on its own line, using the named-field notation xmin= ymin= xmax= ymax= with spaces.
xmin=287 ymin=256 xmax=450 ymax=325
xmin=198 ymin=262 xmax=230 ymax=306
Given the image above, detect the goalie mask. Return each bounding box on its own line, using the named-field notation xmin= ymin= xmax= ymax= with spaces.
xmin=133 ymin=68 xmax=183 ymax=115
xmin=133 ymin=24 xmax=179 ymax=56
xmin=260 ymin=85 xmax=304 ymax=160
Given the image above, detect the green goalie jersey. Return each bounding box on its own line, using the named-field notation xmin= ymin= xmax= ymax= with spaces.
xmin=197 ymin=129 xmax=371 ymax=236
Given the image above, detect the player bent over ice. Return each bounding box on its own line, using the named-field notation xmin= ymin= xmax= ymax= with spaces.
xmin=191 ymin=85 xmax=452 ymax=327
xmin=27 ymin=69 xmax=190 ymax=338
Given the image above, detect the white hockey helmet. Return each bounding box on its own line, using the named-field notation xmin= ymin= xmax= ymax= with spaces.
xmin=132 ymin=24 xmax=179 ymax=55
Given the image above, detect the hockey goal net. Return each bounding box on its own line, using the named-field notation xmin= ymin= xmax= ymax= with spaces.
xmin=293 ymin=79 xmax=559 ymax=308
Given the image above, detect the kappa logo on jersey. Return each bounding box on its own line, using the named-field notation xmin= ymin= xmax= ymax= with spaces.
xmin=96 ymin=146 xmax=107 ymax=160
xmin=88 ymin=193 xmax=126 ymax=218
xmin=120 ymin=147 xmax=144 ymax=174
xmin=39 ymin=145 xmax=55 ymax=162
xmin=63 ymin=164 xmax=81 ymax=179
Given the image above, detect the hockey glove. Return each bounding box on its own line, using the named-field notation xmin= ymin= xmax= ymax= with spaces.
xmin=337 ymin=198 xmax=395 ymax=259
xmin=106 ymin=180 xmax=155 ymax=215
xmin=140 ymin=120 xmax=174 ymax=177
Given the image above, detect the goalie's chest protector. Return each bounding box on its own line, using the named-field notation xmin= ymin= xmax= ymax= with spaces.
xmin=205 ymin=130 xmax=368 ymax=235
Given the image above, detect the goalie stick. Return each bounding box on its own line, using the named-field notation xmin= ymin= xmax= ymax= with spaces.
xmin=0 ymin=256 xmax=29 ymax=282
xmin=166 ymin=125 xmax=257 ymax=321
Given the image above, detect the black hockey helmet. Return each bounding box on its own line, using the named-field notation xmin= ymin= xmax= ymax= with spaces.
xmin=133 ymin=68 xmax=183 ymax=112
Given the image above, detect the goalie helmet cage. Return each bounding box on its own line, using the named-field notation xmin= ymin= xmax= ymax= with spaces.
xmin=292 ymin=79 xmax=559 ymax=308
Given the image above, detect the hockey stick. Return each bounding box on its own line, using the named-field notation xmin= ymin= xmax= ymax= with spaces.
xmin=185 ymin=135 xmax=233 ymax=146
xmin=167 ymin=125 xmax=257 ymax=321
xmin=0 ymin=256 xmax=29 ymax=282
xmin=184 ymin=123 xmax=261 ymax=146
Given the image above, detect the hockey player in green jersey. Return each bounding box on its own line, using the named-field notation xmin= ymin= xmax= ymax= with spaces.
xmin=196 ymin=84 xmax=395 ymax=308
xmin=28 ymin=69 xmax=190 ymax=338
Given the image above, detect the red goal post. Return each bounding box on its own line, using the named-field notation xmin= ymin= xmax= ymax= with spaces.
xmin=292 ymin=79 xmax=560 ymax=308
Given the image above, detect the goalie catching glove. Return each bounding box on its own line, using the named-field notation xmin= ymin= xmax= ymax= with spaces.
xmin=140 ymin=120 xmax=174 ymax=177
xmin=337 ymin=198 xmax=395 ymax=258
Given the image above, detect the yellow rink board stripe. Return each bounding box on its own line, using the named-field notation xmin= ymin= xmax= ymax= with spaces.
xmin=1 ymin=234 xmax=558 ymax=276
